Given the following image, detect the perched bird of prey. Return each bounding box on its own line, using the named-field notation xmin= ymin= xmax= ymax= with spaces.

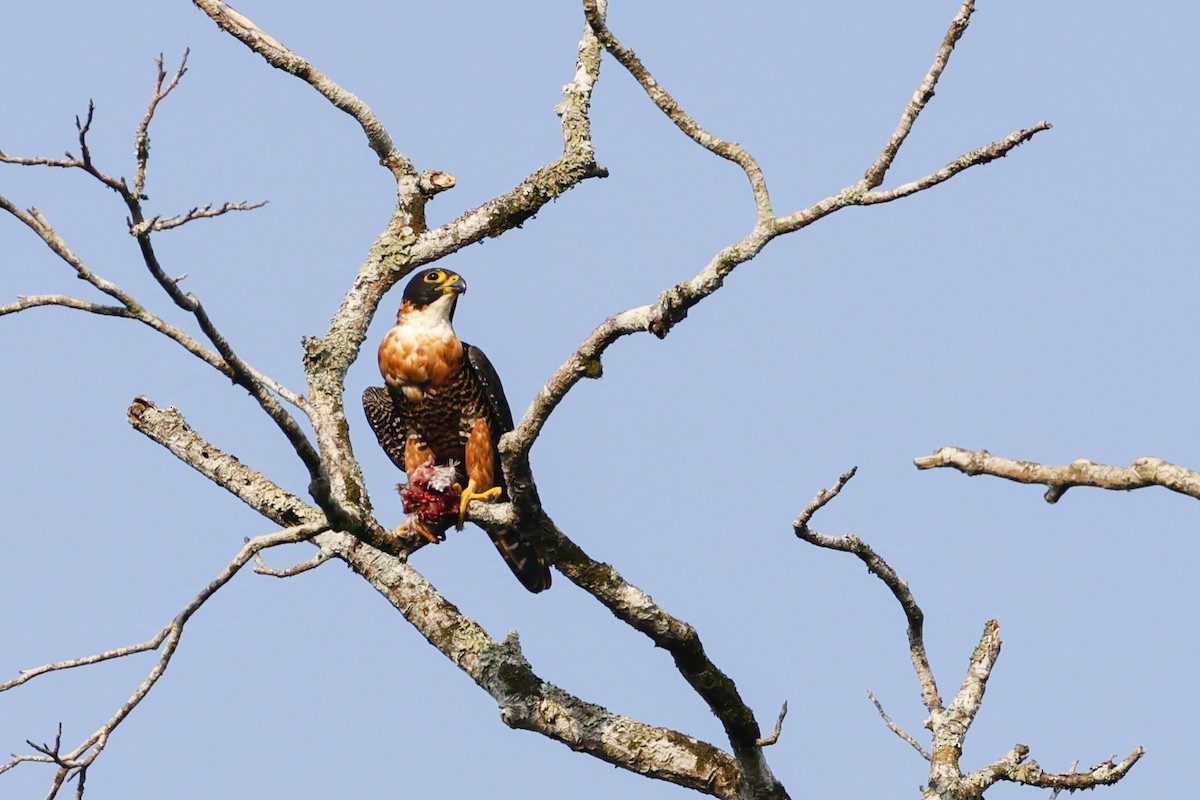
xmin=362 ymin=268 xmax=551 ymax=593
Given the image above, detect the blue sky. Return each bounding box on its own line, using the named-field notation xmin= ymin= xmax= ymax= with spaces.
xmin=3 ymin=2 xmax=1197 ymax=798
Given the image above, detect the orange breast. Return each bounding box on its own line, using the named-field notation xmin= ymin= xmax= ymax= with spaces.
xmin=378 ymin=325 xmax=464 ymax=398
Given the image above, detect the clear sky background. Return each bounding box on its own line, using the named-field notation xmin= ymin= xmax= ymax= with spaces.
xmin=2 ymin=2 xmax=1196 ymax=798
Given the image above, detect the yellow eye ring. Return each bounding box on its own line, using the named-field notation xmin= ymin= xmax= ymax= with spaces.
xmin=423 ymin=270 xmax=445 ymax=284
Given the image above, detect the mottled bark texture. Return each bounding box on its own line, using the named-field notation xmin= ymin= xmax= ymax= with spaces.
xmin=916 ymin=446 xmax=1200 ymax=503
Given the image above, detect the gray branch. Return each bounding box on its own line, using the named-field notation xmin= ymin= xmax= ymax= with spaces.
xmin=126 ymin=397 xmax=743 ymax=797
xmin=915 ymin=446 xmax=1200 ymax=503
xmin=792 ymin=471 xmax=1142 ymax=799
xmin=190 ymin=0 xmax=411 ymax=175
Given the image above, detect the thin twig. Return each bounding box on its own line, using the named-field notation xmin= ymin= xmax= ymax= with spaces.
xmin=0 ymin=196 xmax=306 ymax=411
xmin=859 ymin=122 xmax=1052 ymax=205
xmin=254 ymin=547 xmax=333 ymax=577
xmin=133 ymin=200 xmax=268 ymax=234
xmin=863 ymin=0 xmax=976 ymax=188
xmin=793 ymin=469 xmax=943 ymax=718
xmin=754 ymin=702 xmax=788 ymax=747
xmin=134 ymin=52 xmax=189 ymax=199
xmin=867 ymin=690 xmax=930 ymax=760
xmin=0 ymin=295 xmax=129 ymax=318
xmin=582 ymin=0 xmax=772 ymax=221
xmin=1 ymin=522 xmax=326 ymax=790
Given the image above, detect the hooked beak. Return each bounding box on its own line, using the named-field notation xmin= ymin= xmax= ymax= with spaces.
xmin=442 ymin=274 xmax=467 ymax=295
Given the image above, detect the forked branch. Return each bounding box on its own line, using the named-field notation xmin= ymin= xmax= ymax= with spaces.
xmin=0 ymin=522 xmax=326 ymax=794
xmin=1 ymin=55 xmax=322 ymax=500
xmin=504 ymin=0 xmax=1050 ymax=470
xmin=127 ymin=398 xmax=743 ymax=798
xmin=791 ymin=471 xmax=1142 ymax=798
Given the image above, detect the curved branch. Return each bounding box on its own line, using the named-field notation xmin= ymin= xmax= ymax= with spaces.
xmin=792 ymin=469 xmax=943 ymax=717
xmin=190 ymin=0 xmax=411 ymax=175
xmin=915 ymin=446 xmax=1200 ymax=502
xmin=867 ymin=690 xmax=930 ymax=760
xmin=0 ymin=294 xmax=128 ymax=318
xmin=131 ymin=200 xmax=268 ymax=234
xmin=0 ymin=522 xmax=325 ymax=792
xmin=410 ymin=10 xmax=607 ymax=259
xmin=582 ymin=0 xmax=771 ymax=221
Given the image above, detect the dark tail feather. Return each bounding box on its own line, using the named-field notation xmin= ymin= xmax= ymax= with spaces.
xmin=487 ymin=528 xmax=551 ymax=593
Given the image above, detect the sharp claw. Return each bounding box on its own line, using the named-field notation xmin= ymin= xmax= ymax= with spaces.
xmin=457 ymin=480 xmax=502 ymax=530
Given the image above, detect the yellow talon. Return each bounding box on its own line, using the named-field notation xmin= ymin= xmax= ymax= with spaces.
xmin=457 ymin=480 xmax=502 ymax=530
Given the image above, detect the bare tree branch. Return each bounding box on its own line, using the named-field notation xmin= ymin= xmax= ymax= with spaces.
xmin=582 ymin=0 xmax=771 ymax=221
xmin=190 ymin=0 xmax=410 ymax=176
xmin=867 ymin=690 xmax=930 ymax=760
xmin=863 ymin=0 xmax=975 ymax=188
xmin=504 ymin=6 xmax=1050 ymax=471
xmin=127 ymin=397 xmax=319 ymax=529
xmin=915 ymin=446 xmax=1200 ymax=503
xmin=131 ymin=200 xmax=268 ymax=235
xmin=0 ymin=522 xmax=326 ymax=793
xmin=792 ymin=475 xmax=1142 ymax=799
xmin=858 ymin=122 xmax=1052 ymax=205
xmin=125 ymin=396 xmax=744 ymax=797
xmin=465 ymin=493 xmax=789 ymax=797
xmin=254 ymin=546 xmax=333 ymax=577
xmin=0 ymin=198 xmax=300 ymax=408
xmin=337 ymin=535 xmax=743 ymax=797
xmin=963 ymin=745 xmax=1145 ymax=795
xmin=755 ymin=703 xmax=788 ymax=748
xmin=134 ymin=51 xmax=189 ymax=198
xmin=0 ymin=294 xmax=128 ymax=318
xmin=793 ymin=468 xmax=943 ymax=717
xmin=2 ymin=64 xmax=325 ymax=501
xmin=410 ymin=6 xmax=607 ymax=257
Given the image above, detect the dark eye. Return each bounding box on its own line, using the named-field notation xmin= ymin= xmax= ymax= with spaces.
xmin=423 ymin=270 xmax=444 ymax=284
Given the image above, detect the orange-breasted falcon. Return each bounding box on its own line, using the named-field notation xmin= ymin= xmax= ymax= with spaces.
xmin=362 ymin=268 xmax=551 ymax=593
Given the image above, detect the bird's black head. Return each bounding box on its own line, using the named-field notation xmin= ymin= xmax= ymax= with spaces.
xmin=400 ymin=269 xmax=467 ymax=315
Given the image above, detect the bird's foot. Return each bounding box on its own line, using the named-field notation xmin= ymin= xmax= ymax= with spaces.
xmin=457 ymin=480 xmax=502 ymax=530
